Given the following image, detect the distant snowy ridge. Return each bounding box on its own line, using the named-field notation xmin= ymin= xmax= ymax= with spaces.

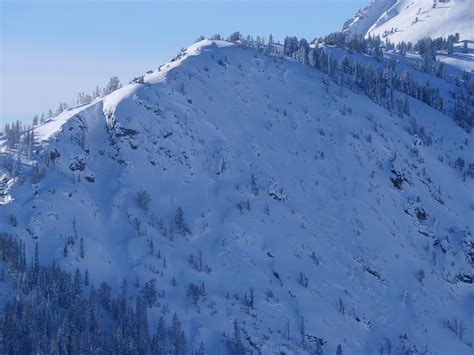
xmin=343 ymin=0 xmax=398 ymax=36
xmin=344 ymin=0 xmax=474 ymax=43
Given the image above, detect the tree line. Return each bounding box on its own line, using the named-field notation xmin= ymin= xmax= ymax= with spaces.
xmin=0 ymin=233 xmax=193 ymax=355
xmin=223 ymin=31 xmax=473 ymax=130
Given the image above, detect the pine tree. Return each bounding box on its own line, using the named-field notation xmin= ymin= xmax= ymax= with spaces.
xmin=79 ymin=237 xmax=85 ymax=259
xmin=352 ymin=59 xmax=363 ymax=89
xmin=85 ymin=269 xmax=89 ymax=286
xmin=227 ymin=319 xmax=246 ymax=354
xmin=283 ymin=36 xmax=299 ymax=57
xmin=93 ymin=85 xmax=101 ymax=99
xmin=447 ymin=35 xmax=454 ymax=54
xmin=249 ymin=287 xmax=255 ymax=309
xmin=175 ymin=207 xmax=190 ymax=236
xmin=297 ymin=38 xmax=309 ymax=64
xmin=142 ymin=279 xmax=157 ymax=308
xmin=136 ymin=190 xmax=151 ymax=212
xmin=228 ymin=32 xmax=241 ymax=42
xmin=152 ymin=316 xmax=167 ymax=354
xmin=373 ymin=36 xmax=383 ymax=62
xmin=73 ymin=268 xmax=83 ymax=296
xmin=103 ymin=76 xmax=122 ymax=96
xmin=98 ymin=282 xmax=112 ymax=311
xmin=148 ymin=238 xmax=155 ymax=256
xmin=134 ymin=296 xmax=150 ymax=354
xmin=33 ymin=242 xmax=39 ymax=281
xmin=171 ymin=313 xmax=187 ymax=355
xmin=435 ymin=60 xmax=445 ymax=78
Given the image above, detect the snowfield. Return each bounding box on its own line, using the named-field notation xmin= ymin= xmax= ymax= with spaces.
xmin=1 ymin=38 xmax=473 ymax=353
xmin=344 ymin=0 xmax=474 ymax=44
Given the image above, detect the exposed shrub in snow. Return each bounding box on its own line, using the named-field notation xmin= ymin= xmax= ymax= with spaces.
xmin=7 ymin=214 xmax=17 ymax=227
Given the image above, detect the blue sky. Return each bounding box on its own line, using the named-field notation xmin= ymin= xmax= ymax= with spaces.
xmin=0 ymin=0 xmax=367 ymax=125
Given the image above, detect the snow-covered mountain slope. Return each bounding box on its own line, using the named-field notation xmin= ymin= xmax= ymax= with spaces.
xmin=343 ymin=0 xmax=398 ymax=36
xmin=344 ymin=0 xmax=474 ymax=43
xmin=1 ymin=40 xmax=474 ymax=354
